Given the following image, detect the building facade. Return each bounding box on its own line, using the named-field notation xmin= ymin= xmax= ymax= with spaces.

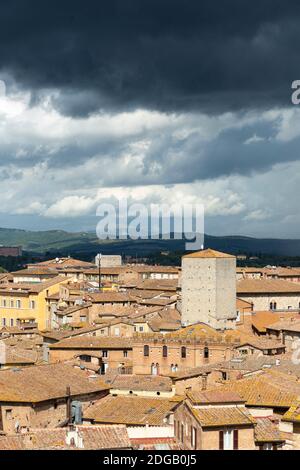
xmin=132 ymin=334 xmax=236 ymax=375
xmin=181 ymin=249 xmax=237 ymax=330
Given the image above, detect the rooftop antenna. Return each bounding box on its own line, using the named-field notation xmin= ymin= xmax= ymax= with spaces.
xmin=96 ymin=253 xmax=102 ymax=291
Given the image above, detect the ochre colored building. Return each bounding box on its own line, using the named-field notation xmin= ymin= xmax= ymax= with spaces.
xmin=0 ymin=277 xmax=69 ymax=330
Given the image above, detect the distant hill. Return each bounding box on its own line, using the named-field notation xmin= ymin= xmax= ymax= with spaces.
xmin=0 ymin=227 xmax=97 ymax=252
xmin=0 ymin=227 xmax=300 ymax=258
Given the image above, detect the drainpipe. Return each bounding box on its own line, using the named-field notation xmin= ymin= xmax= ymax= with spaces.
xmin=66 ymin=386 xmax=72 ymax=424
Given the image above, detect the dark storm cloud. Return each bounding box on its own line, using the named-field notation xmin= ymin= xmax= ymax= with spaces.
xmin=1 ymin=0 xmax=300 ymax=115
xmin=128 ymin=120 xmax=300 ymax=185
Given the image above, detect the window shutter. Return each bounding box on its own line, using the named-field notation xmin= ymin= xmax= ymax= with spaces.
xmin=219 ymin=431 xmax=224 ymax=450
xmin=233 ymin=430 xmax=239 ymax=450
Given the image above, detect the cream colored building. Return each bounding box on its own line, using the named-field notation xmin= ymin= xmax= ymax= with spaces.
xmin=181 ymin=249 xmax=237 ymax=330
xmin=237 ymin=279 xmax=300 ymax=311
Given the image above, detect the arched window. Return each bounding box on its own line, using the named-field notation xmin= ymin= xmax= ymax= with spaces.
xmin=204 ymin=347 xmax=209 ymax=359
xmin=270 ymin=302 xmax=273 ymax=310
xmin=181 ymin=346 xmax=186 ymax=359
xmin=144 ymin=345 xmax=149 ymax=357
xmin=162 ymin=345 xmax=168 ymax=357
xmin=274 ymin=302 xmax=277 ymax=310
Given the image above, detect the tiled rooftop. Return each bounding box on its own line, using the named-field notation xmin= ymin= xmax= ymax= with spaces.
xmin=0 ymin=362 xmax=109 ymax=403
xmin=84 ymin=395 xmax=180 ymax=426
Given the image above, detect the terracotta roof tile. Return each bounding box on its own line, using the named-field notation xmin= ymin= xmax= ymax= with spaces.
xmin=84 ymin=395 xmax=179 ymax=425
xmin=212 ymin=371 xmax=300 ymax=408
xmin=0 ymin=435 xmax=25 ymax=450
xmin=255 ymin=417 xmax=285 ymax=443
xmin=189 ymin=403 xmax=255 ymax=427
xmin=77 ymin=425 xmax=131 ymax=449
xmin=105 ymin=374 xmax=173 ymax=392
xmin=183 ymin=249 xmax=235 ymax=259
xmin=50 ymin=336 xmax=132 ymax=350
xmin=187 ymin=389 xmax=245 ymax=405
xmin=0 ymin=362 xmax=109 ymax=402
xmin=237 ymin=279 xmax=300 ymax=294
xmin=266 ymin=318 xmax=300 ymax=333
xmin=282 ymin=401 xmax=300 ymax=423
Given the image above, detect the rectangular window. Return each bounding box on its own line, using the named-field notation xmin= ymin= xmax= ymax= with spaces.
xmin=233 ymin=430 xmax=238 ymax=450
xmin=114 ymin=327 xmax=120 ymax=336
xmin=2 ymin=318 xmax=6 ymax=327
xmin=80 ymin=355 xmax=91 ymax=362
xmin=102 ymin=350 xmax=108 ymax=358
xmin=224 ymin=429 xmax=233 ymax=450
xmin=123 ymin=350 xmax=128 ymax=357
xmin=191 ymin=426 xmax=197 ymax=449
xmin=10 ymin=319 xmax=13 ymax=327
xmin=3 ymin=299 xmax=6 ymax=307
xmin=10 ymin=300 xmax=14 ymax=308
xmin=219 ymin=431 xmax=224 ymax=450
xmin=30 ymin=300 xmax=36 ymax=309
xmin=16 ymin=300 xmax=21 ymax=309
xmin=263 ymin=443 xmax=273 ymax=450
xmin=5 ymin=409 xmax=12 ymax=420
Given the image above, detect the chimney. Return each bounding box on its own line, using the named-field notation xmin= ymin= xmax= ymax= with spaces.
xmin=42 ymin=343 xmax=49 ymax=363
xmin=201 ymin=374 xmax=208 ymax=391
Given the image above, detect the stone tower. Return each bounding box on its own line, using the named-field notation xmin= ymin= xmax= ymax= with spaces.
xmin=181 ymin=248 xmax=237 ymax=330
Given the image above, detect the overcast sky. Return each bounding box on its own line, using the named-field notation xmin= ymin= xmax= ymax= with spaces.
xmin=0 ymin=1 xmax=300 ymax=237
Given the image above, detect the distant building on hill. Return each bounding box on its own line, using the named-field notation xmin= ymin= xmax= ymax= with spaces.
xmin=0 ymin=246 xmax=22 ymax=257
xmin=95 ymin=254 xmax=122 ymax=268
